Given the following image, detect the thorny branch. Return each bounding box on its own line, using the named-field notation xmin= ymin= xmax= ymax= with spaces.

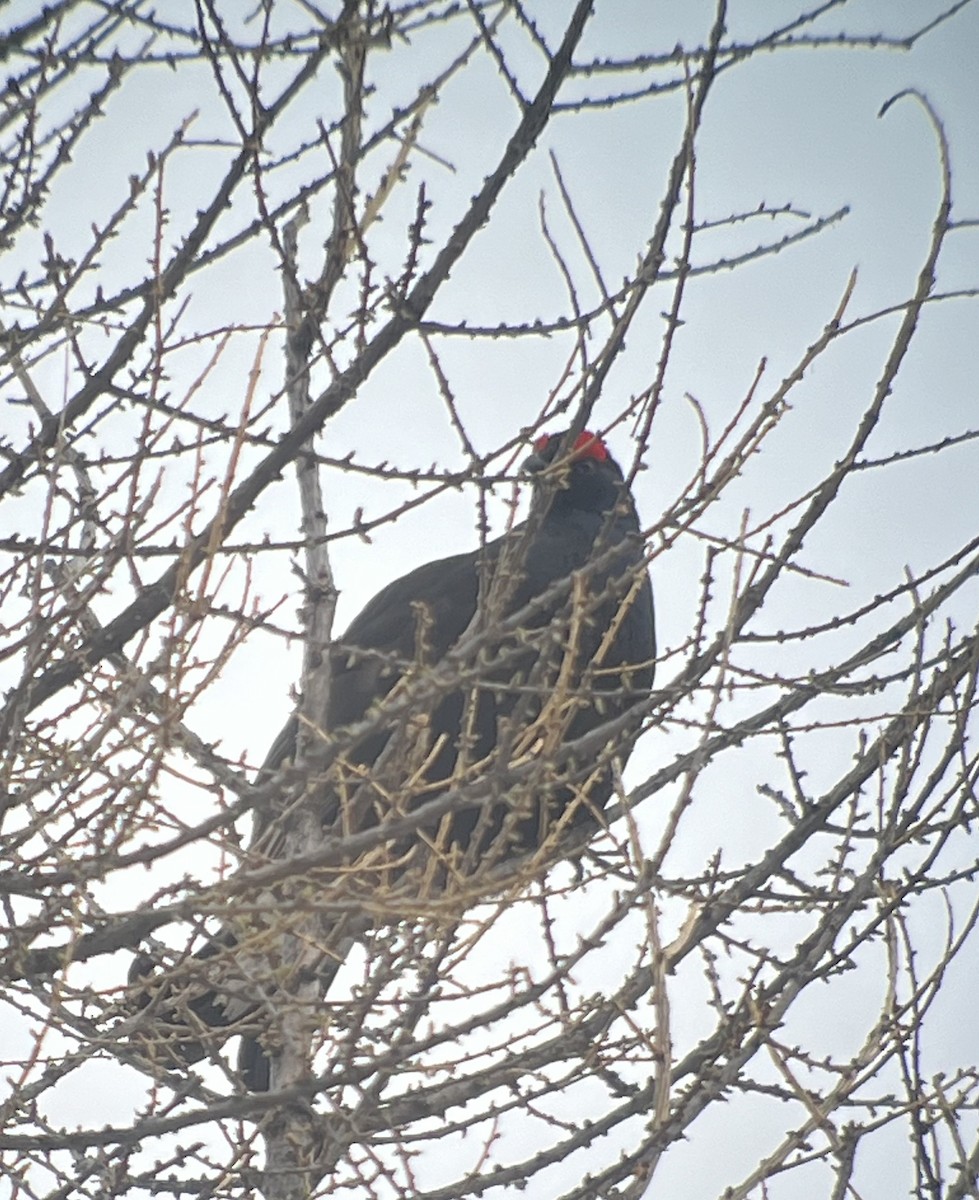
xmin=1 ymin=3 xmax=978 ymax=1200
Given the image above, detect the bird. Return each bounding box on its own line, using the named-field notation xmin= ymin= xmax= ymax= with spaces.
xmin=129 ymin=429 xmax=656 ymax=1090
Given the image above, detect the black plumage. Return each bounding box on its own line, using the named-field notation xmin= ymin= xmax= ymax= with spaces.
xmin=130 ymin=430 xmax=655 ymax=1089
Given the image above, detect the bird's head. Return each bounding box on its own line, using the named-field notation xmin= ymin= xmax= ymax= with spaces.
xmin=524 ymin=430 xmax=629 ymax=518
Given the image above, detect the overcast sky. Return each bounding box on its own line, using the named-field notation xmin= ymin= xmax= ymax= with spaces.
xmin=4 ymin=2 xmax=979 ymax=1196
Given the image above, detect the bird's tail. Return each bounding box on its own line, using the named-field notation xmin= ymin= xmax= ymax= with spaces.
xmin=127 ymin=917 xmax=363 ymax=1092
xmin=127 ymin=932 xmax=271 ymax=1089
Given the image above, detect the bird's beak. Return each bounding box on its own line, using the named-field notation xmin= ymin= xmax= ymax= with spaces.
xmin=523 ymin=448 xmax=572 ymax=491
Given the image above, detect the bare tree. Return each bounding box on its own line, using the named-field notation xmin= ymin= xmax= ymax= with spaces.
xmin=2 ymin=2 xmax=979 ymax=1198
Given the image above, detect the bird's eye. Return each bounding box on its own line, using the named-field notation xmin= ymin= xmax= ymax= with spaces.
xmin=575 ymin=459 xmax=596 ymax=473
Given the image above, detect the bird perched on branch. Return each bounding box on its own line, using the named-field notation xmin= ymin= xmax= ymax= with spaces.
xmin=130 ymin=429 xmax=656 ymax=1090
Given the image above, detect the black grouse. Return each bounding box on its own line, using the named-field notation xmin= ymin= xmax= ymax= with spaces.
xmin=130 ymin=429 xmax=656 ymax=1089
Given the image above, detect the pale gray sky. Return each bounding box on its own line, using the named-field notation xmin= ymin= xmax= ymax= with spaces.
xmin=3 ymin=3 xmax=978 ymax=1196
